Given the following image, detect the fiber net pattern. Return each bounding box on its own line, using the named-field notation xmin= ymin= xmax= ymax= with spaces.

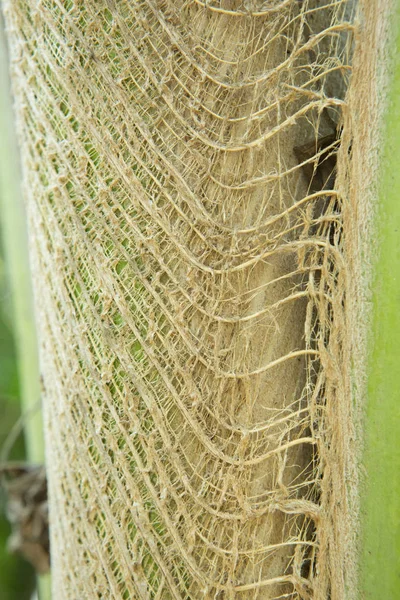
xmin=3 ymin=1 xmax=355 ymax=598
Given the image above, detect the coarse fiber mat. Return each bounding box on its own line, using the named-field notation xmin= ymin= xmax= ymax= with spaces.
xmin=2 ymin=0 xmax=372 ymax=598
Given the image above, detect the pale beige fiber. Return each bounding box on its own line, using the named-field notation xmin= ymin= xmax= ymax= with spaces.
xmin=3 ymin=0 xmax=358 ymax=598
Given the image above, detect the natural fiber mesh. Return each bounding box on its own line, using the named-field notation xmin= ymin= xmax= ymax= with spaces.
xmin=3 ymin=0 xmax=357 ymax=598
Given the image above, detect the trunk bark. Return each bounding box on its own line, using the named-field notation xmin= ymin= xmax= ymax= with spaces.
xmin=2 ymin=0 xmax=389 ymax=598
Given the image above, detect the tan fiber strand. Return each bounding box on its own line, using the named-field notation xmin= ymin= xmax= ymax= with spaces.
xmin=3 ymin=0 xmax=359 ymax=598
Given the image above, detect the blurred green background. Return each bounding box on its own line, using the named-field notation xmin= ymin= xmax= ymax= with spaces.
xmin=0 ymin=12 xmax=47 ymax=599
xmin=0 ymin=248 xmax=36 ymax=599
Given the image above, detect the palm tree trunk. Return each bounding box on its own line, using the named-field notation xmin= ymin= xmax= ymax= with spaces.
xmin=2 ymin=0 xmax=396 ymax=598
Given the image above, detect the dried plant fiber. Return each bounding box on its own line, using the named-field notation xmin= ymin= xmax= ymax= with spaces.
xmin=2 ymin=0 xmax=368 ymax=598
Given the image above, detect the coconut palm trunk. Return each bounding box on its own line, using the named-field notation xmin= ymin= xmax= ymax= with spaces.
xmin=1 ymin=0 xmax=397 ymax=598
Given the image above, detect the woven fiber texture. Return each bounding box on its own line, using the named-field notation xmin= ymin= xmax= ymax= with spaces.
xmin=4 ymin=0 xmax=357 ymax=598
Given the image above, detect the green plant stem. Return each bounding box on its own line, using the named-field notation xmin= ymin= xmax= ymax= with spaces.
xmin=360 ymin=2 xmax=400 ymax=597
xmin=0 ymin=17 xmax=42 ymax=463
xmin=0 ymin=15 xmax=50 ymax=600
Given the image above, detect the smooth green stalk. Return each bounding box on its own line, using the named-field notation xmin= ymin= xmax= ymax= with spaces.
xmin=360 ymin=2 xmax=400 ymax=597
xmin=0 ymin=17 xmax=42 ymax=462
xmin=0 ymin=17 xmax=50 ymax=600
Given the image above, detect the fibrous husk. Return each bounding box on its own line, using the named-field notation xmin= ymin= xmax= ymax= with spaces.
xmin=2 ymin=0 xmax=369 ymax=598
